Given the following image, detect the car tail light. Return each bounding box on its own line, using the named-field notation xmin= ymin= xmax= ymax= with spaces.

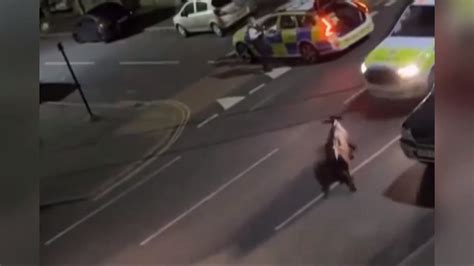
xmin=321 ymin=17 xmax=335 ymax=37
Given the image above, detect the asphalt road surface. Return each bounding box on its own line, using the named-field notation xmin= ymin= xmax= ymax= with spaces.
xmin=40 ymin=0 xmax=434 ymax=264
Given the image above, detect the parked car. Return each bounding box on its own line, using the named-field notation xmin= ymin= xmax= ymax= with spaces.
xmin=400 ymin=86 xmax=434 ymax=164
xmin=73 ymin=2 xmax=133 ymax=43
xmin=173 ymin=0 xmax=256 ymax=37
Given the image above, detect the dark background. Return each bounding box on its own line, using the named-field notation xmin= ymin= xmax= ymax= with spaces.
xmin=0 ymin=0 xmax=39 ymax=264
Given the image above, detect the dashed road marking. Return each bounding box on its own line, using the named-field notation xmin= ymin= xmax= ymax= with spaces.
xmin=370 ymin=10 xmax=379 ymax=17
xmin=265 ymin=66 xmax=292 ymax=79
xmin=44 ymin=61 xmax=95 ymax=66
xmin=274 ymin=135 xmax=401 ymax=231
xmin=197 ymin=113 xmax=219 ymax=128
xmin=249 ymin=85 xmax=288 ymax=111
xmin=343 ymin=87 xmax=366 ymax=105
xmin=139 ymin=148 xmax=280 ymax=246
xmin=44 ymin=156 xmax=182 ymax=246
xmin=217 ymin=96 xmax=245 ymax=110
xmin=119 ymin=61 xmax=180 ymax=65
xmin=40 ymin=32 xmax=71 ymax=38
xmin=249 ymin=83 xmax=266 ymax=95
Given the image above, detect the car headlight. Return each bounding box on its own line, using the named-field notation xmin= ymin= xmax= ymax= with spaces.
xmin=360 ymin=63 xmax=367 ymax=74
xmin=401 ymin=127 xmax=415 ymax=141
xmin=397 ymin=64 xmax=420 ymax=79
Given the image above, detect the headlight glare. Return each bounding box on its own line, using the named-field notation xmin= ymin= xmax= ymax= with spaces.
xmin=397 ymin=64 xmax=420 ymax=79
xmin=361 ymin=63 xmax=367 ymax=74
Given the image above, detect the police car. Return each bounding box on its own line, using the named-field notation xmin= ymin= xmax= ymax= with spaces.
xmin=232 ymin=0 xmax=374 ymax=63
xmin=361 ymin=0 xmax=434 ymax=99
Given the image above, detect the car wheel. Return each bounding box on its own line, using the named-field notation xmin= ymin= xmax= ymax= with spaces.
xmin=211 ymin=23 xmax=224 ymax=37
xmin=176 ymin=24 xmax=188 ymax=37
xmin=102 ymin=31 xmax=114 ymax=43
xmin=299 ymin=43 xmax=319 ymax=64
xmin=73 ymin=32 xmax=85 ymax=43
xmin=236 ymin=43 xmax=255 ymax=63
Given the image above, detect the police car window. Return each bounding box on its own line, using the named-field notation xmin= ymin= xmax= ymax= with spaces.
xmin=392 ymin=6 xmax=434 ymax=37
xmin=196 ymin=2 xmax=208 ymax=12
xmin=297 ymin=14 xmax=316 ymax=27
xmin=280 ymin=15 xmax=297 ymax=29
xmin=261 ymin=16 xmax=278 ymax=30
xmin=182 ymin=3 xmax=195 ymax=16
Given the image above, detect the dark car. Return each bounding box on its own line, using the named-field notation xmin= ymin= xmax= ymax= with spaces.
xmin=400 ymin=87 xmax=434 ymax=164
xmin=73 ymin=2 xmax=133 ymax=43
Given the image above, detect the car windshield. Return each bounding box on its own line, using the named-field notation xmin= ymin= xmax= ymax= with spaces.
xmin=212 ymin=0 xmax=232 ymax=8
xmin=392 ymin=5 xmax=434 ymax=37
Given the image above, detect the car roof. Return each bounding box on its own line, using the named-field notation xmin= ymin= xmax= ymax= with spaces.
xmin=87 ymin=2 xmax=128 ymax=21
xmin=412 ymin=0 xmax=434 ymax=6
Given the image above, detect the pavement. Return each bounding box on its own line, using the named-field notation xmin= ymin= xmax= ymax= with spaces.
xmin=40 ymin=0 xmax=434 ymax=264
xmin=40 ymin=99 xmax=189 ymax=207
xmin=40 ymin=5 xmax=177 ymax=37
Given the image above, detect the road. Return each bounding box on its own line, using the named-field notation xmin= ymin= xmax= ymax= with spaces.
xmin=40 ymin=0 xmax=434 ymax=264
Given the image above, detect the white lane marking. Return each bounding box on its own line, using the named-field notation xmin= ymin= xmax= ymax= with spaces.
xmin=249 ymin=85 xmax=287 ymax=111
xmin=385 ymin=0 xmax=396 ymax=7
xmin=274 ymin=135 xmax=401 ymax=231
xmin=208 ymin=60 xmax=217 ymax=64
xmin=140 ymin=148 xmax=280 ymax=246
xmin=226 ymin=50 xmax=236 ymax=57
xmin=370 ymin=11 xmax=379 ymax=17
xmin=397 ymin=237 xmax=434 ymax=266
xmin=145 ymin=26 xmax=175 ymax=32
xmin=44 ymin=61 xmax=95 ymax=66
xmin=249 ymin=83 xmax=266 ymax=95
xmin=119 ymin=61 xmax=180 ymax=65
xmin=265 ymin=66 xmax=292 ymax=79
xmin=40 ymin=32 xmax=71 ymax=38
xmin=217 ymin=96 xmax=245 ymax=110
xmin=44 ymin=156 xmax=181 ymax=246
xmin=92 ymin=155 xmax=159 ymax=201
xmin=343 ymin=88 xmax=366 ymax=105
xmin=197 ymin=113 xmax=219 ymax=128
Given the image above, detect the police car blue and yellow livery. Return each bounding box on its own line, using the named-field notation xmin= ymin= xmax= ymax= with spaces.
xmin=232 ymin=3 xmax=374 ymax=63
xmin=362 ymin=0 xmax=435 ymax=99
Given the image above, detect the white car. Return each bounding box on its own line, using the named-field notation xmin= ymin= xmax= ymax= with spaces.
xmin=173 ymin=0 xmax=256 ymax=37
xmin=361 ymin=0 xmax=434 ymax=99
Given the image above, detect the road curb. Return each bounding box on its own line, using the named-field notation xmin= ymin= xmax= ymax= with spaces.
xmin=39 ymin=100 xmax=190 ymax=207
xmin=89 ymin=100 xmax=190 ymax=201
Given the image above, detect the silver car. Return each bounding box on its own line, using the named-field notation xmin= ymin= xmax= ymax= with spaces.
xmin=173 ymin=0 xmax=256 ymax=37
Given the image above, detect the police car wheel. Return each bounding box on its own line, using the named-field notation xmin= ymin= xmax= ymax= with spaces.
xmin=211 ymin=23 xmax=224 ymax=37
xmin=300 ymin=43 xmax=319 ymax=64
xmin=236 ymin=43 xmax=254 ymax=63
xmin=176 ymin=24 xmax=188 ymax=37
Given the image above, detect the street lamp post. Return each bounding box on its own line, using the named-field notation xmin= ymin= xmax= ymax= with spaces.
xmin=57 ymin=42 xmax=99 ymax=121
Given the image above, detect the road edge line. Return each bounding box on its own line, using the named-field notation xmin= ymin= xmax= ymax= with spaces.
xmin=139 ymin=148 xmax=280 ymax=246
xmin=44 ymin=156 xmax=181 ymax=246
